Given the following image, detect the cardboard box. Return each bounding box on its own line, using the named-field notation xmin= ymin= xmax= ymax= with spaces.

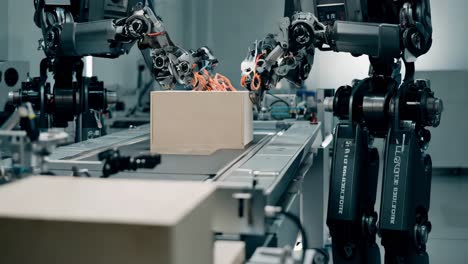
xmin=151 ymin=91 xmax=253 ymax=155
xmin=214 ymin=241 xmax=245 ymax=264
xmin=0 ymin=176 xmax=216 ymax=264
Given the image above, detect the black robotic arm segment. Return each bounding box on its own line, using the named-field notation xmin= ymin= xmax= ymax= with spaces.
xmin=241 ymin=13 xmax=317 ymax=105
xmin=323 ymin=21 xmax=401 ymax=59
xmin=314 ymin=0 xmax=433 ymax=60
xmin=59 ymin=19 xmax=137 ymax=57
xmin=319 ymin=2 xmax=440 ymax=264
xmin=34 ymin=0 xmax=135 ymax=58
xmin=284 ymin=0 xmax=302 ymax=18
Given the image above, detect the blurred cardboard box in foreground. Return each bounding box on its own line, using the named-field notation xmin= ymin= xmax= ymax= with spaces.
xmin=0 ymin=177 xmax=216 ymax=264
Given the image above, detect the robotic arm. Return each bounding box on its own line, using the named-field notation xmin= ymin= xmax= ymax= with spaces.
xmin=241 ymin=13 xmax=316 ymax=106
xmin=241 ymin=0 xmax=433 ymax=103
xmin=244 ymin=1 xmax=442 ymax=264
xmin=9 ymin=0 xmax=217 ymax=141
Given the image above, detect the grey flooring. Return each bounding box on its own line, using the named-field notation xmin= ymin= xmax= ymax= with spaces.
xmin=326 ymin=174 xmax=468 ymax=264
xmin=426 ymin=174 xmax=468 ymax=263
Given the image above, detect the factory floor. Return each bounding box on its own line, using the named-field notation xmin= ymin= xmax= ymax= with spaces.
xmin=326 ymin=174 xmax=468 ymax=264
xmin=425 ymin=174 xmax=468 ymax=263
xmin=375 ymin=174 xmax=468 ymax=263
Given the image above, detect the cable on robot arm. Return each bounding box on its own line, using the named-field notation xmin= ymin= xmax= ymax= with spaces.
xmin=114 ymin=1 xmax=218 ymax=90
xmin=241 ymin=13 xmax=317 ymax=105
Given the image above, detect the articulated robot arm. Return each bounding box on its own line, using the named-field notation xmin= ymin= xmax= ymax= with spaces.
xmin=241 ymin=0 xmax=433 ymax=104
xmin=114 ymin=2 xmax=218 ymax=89
xmin=8 ymin=0 xmax=218 ymax=141
xmin=240 ymin=13 xmax=317 ymax=106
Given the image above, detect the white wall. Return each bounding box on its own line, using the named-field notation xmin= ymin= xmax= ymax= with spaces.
xmin=8 ymin=1 xmax=43 ymax=71
xmin=417 ymin=71 xmax=468 ymax=168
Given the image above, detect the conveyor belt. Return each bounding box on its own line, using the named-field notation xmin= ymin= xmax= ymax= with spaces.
xmin=47 ymin=124 xmax=271 ymax=180
xmin=42 ymin=120 xmax=322 ymax=235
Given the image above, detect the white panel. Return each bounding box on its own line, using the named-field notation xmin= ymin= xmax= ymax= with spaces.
xmin=0 ymin=0 xmax=8 ymax=60
xmin=305 ymin=52 xmax=370 ymax=89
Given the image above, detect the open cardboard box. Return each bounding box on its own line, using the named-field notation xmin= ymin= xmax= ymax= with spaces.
xmin=151 ymin=91 xmax=253 ymax=155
